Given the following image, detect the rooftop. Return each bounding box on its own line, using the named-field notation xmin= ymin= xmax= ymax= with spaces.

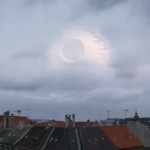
xmin=101 ymin=125 xmax=143 ymax=149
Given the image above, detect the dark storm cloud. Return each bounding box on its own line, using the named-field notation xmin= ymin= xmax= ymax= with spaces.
xmin=0 ymin=0 xmax=150 ymax=119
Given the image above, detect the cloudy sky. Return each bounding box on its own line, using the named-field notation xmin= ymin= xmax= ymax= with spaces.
xmin=0 ymin=0 xmax=150 ymax=120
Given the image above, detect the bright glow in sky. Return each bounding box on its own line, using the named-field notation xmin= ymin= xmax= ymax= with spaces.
xmin=49 ymin=30 xmax=110 ymax=66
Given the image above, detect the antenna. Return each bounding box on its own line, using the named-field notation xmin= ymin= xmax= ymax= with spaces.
xmin=27 ymin=109 xmax=31 ymax=118
xmin=106 ymin=109 xmax=111 ymax=119
xmin=122 ymin=109 xmax=128 ymax=118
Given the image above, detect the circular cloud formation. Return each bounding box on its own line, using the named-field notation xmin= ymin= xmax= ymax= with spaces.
xmin=61 ymin=39 xmax=85 ymax=63
xmin=48 ymin=30 xmax=110 ymax=67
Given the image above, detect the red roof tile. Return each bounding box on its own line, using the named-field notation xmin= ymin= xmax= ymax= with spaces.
xmin=101 ymin=126 xmax=143 ymax=149
xmin=75 ymin=121 xmax=96 ymax=127
xmin=37 ymin=120 xmax=65 ymax=127
xmin=51 ymin=121 xmax=65 ymax=127
xmin=10 ymin=116 xmax=30 ymax=126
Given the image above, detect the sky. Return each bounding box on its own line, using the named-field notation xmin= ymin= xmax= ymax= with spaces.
xmin=0 ymin=0 xmax=150 ymax=120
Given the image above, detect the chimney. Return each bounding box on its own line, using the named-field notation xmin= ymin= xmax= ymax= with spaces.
xmin=65 ymin=114 xmax=71 ymax=128
xmin=11 ymin=114 xmax=14 ymax=117
xmin=87 ymin=119 xmax=90 ymax=123
xmin=72 ymin=114 xmax=75 ymax=127
xmin=3 ymin=111 xmax=10 ymax=128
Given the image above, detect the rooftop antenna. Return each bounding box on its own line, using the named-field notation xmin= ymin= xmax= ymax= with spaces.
xmin=106 ymin=109 xmax=111 ymax=119
xmin=14 ymin=110 xmax=22 ymax=116
xmin=122 ymin=109 xmax=128 ymax=118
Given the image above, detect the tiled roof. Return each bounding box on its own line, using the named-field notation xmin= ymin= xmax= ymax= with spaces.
xmin=16 ymin=127 xmax=79 ymax=150
xmin=0 ymin=115 xmax=30 ymax=128
xmin=0 ymin=125 xmax=144 ymax=150
xmin=50 ymin=121 xmax=65 ymax=127
xmin=101 ymin=126 xmax=144 ymax=149
xmin=43 ymin=128 xmax=81 ymax=150
xmin=0 ymin=129 xmax=13 ymax=143
xmin=0 ymin=126 xmax=31 ymax=145
xmin=75 ymin=121 xmax=97 ymax=127
xmin=37 ymin=121 xmax=65 ymax=127
xmin=16 ymin=126 xmax=53 ymax=150
xmin=79 ymin=127 xmax=115 ymax=150
xmin=55 ymin=128 xmax=73 ymax=150
xmin=43 ymin=127 xmax=66 ymax=150
xmin=10 ymin=116 xmax=30 ymax=126
xmin=37 ymin=120 xmax=98 ymax=127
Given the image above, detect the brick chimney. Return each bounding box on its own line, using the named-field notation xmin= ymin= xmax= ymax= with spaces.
xmin=4 ymin=111 xmax=10 ymax=128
